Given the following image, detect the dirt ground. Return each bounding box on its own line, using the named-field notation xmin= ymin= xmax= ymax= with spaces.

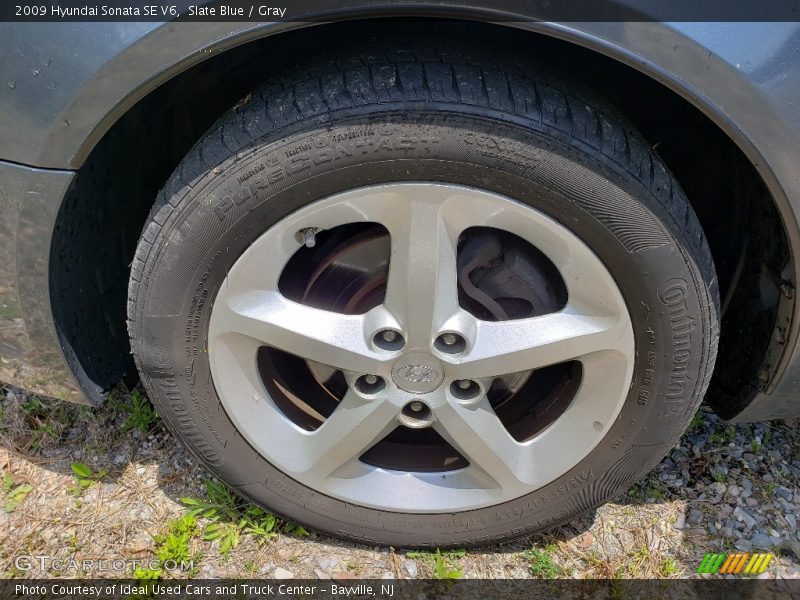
xmin=1 ymin=384 xmax=799 ymax=580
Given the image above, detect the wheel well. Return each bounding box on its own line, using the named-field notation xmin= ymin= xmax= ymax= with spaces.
xmin=49 ymin=20 xmax=791 ymax=416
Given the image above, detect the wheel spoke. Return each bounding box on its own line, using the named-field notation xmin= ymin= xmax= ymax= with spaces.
xmin=433 ymin=397 xmax=531 ymax=492
xmin=450 ymin=308 xmax=626 ymax=379
xmin=381 ymin=190 xmax=461 ymax=348
xmin=298 ymin=391 xmax=401 ymax=479
xmin=210 ymin=290 xmax=385 ymax=375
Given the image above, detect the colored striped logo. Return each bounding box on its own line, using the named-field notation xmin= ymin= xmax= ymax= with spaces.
xmin=697 ymin=552 xmax=773 ymax=575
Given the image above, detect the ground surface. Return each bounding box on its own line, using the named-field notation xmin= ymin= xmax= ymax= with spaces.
xmin=1 ymin=385 xmax=799 ymax=580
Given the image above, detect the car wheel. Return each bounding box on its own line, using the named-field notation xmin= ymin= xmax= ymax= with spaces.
xmin=128 ymin=40 xmax=719 ymax=547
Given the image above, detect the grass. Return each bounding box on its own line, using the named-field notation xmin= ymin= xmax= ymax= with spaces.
xmin=133 ymin=567 xmax=161 ymax=581
xmin=154 ymin=514 xmax=199 ymax=567
xmin=525 ymin=545 xmax=562 ymax=578
xmin=688 ymin=413 xmax=704 ymax=431
xmin=2 ymin=473 xmax=32 ymax=512
xmin=622 ymin=544 xmax=651 ymax=577
xmin=626 ymin=481 xmax=668 ymax=501
xmin=181 ymin=478 xmax=308 ymax=560
xmin=69 ymin=461 xmax=107 ymax=495
xmin=709 ymin=425 xmax=737 ymax=446
xmin=22 ymin=396 xmax=46 ymax=414
xmin=121 ymin=388 xmax=159 ymax=433
xmin=406 ymin=549 xmax=465 ymax=579
xmin=626 ymin=482 xmax=643 ymax=499
xmin=662 ymin=557 xmax=680 ymax=576
xmin=3 ymin=393 xmax=73 ymax=452
xmin=243 ymin=559 xmax=258 ymax=573
xmin=763 ymin=481 xmax=778 ymax=498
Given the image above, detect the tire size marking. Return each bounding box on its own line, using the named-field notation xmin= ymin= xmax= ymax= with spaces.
xmin=637 ymin=300 xmax=656 ymax=407
xmin=493 ymin=470 xmax=593 ymax=524
xmin=611 ymin=418 xmax=637 ymax=450
xmin=463 ymin=131 xmax=544 ymax=164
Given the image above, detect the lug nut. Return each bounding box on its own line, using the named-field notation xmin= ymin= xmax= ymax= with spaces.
xmin=450 ymin=379 xmax=481 ymax=401
xmin=400 ymin=401 xmax=433 ymax=428
xmin=373 ymin=329 xmax=405 ymax=351
xmin=355 ymin=374 xmax=385 ymax=395
xmin=435 ymin=332 xmax=466 ymax=354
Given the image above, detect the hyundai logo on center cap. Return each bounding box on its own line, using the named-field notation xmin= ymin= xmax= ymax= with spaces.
xmin=397 ymin=364 xmax=438 ymax=383
xmin=391 ymin=354 xmax=445 ymax=393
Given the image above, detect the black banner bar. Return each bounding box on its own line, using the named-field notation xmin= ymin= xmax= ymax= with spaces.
xmin=2 ymin=578 xmax=799 ymax=600
xmin=2 ymin=0 xmax=800 ymax=23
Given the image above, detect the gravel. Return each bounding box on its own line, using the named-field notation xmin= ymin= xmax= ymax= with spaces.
xmin=643 ymin=409 xmax=800 ymax=570
xmin=403 ymin=560 xmax=419 ymax=577
xmin=273 ymin=567 xmax=295 ymax=579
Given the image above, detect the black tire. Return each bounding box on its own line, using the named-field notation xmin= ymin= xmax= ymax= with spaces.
xmin=127 ymin=37 xmax=719 ymax=548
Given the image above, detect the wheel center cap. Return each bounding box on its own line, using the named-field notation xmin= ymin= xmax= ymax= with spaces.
xmin=391 ymin=354 xmax=445 ymax=394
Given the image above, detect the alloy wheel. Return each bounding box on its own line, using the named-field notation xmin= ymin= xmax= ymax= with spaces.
xmin=207 ymin=183 xmax=635 ymax=512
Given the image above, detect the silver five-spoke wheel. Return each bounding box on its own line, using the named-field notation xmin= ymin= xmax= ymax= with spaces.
xmin=208 ymin=183 xmax=635 ymax=512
